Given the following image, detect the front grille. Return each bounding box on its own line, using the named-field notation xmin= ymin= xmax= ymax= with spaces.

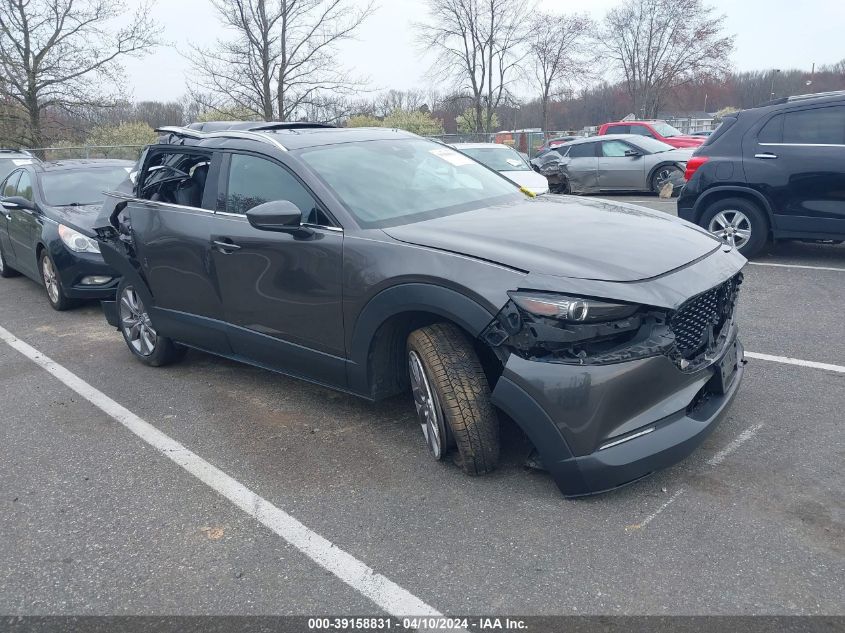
xmin=670 ymin=273 xmax=742 ymax=360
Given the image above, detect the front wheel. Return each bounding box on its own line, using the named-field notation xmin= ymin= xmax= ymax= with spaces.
xmin=40 ymin=251 xmax=77 ymax=311
xmin=651 ymin=165 xmax=682 ymax=195
xmin=117 ymin=281 xmax=186 ymax=367
xmin=406 ymin=323 xmax=499 ymax=475
xmin=700 ymin=197 xmax=769 ymax=258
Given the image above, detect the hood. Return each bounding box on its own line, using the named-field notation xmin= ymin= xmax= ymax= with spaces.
xmin=499 ymin=170 xmax=550 ymax=195
xmin=46 ymin=204 xmax=105 ymax=235
xmin=382 ymin=196 xmax=721 ymax=282
xmin=665 ymin=136 xmax=705 ymax=147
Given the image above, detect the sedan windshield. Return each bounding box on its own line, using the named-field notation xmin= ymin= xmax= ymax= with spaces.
xmin=297 ymin=139 xmax=522 ymax=228
xmin=629 ymin=136 xmax=676 ymax=154
xmin=457 ymin=146 xmax=531 ymax=172
xmin=41 ymin=167 xmax=131 ymax=206
xmin=651 ymin=122 xmax=684 ymax=138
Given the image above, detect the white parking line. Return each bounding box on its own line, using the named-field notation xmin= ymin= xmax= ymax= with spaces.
xmin=748 ymin=262 xmax=845 ymax=273
xmin=626 ymin=488 xmax=685 ymax=531
xmin=746 ymin=352 xmax=845 ymax=374
xmin=706 ymin=423 xmax=764 ymax=466
xmin=0 ymin=324 xmax=440 ymax=618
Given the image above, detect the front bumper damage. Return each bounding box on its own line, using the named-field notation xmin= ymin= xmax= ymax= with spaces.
xmin=484 ymin=274 xmax=745 ymax=497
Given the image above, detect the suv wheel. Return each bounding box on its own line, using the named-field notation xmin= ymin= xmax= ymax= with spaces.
xmin=406 ymin=323 xmax=499 ymax=475
xmin=40 ymin=251 xmax=77 ymax=310
xmin=700 ymin=197 xmax=768 ymax=258
xmin=0 ymin=242 xmax=20 ymax=278
xmin=118 ymin=281 xmax=186 ymax=367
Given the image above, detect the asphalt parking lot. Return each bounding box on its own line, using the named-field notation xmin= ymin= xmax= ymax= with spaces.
xmin=1 ymin=194 xmax=843 ymax=617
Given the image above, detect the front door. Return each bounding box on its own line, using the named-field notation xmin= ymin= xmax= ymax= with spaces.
xmin=7 ymin=170 xmax=40 ymax=276
xmin=598 ymin=140 xmax=645 ymax=191
xmin=0 ymin=171 xmax=21 ymax=265
xmin=211 ymin=152 xmax=346 ymax=386
xmin=748 ymin=104 xmax=845 ymax=236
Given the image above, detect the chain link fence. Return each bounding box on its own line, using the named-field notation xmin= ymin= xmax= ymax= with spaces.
xmin=27 ymin=145 xmax=145 ymax=162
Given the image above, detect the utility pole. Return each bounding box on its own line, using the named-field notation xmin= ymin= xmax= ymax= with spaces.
xmin=770 ymin=69 xmax=781 ymax=99
xmin=703 ymin=93 xmax=708 ymax=113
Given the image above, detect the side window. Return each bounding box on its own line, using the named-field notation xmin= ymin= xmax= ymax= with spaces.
xmin=567 ymin=143 xmax=595 ymax=158
xmin=608 ymin=124 xmax=630 ymax=134
xmin=226 ymin=154 xmax=329 ymax=225
xmin=783 ymin=106 xmax=845 ymax=145
xmin=758 ymin=114 xmax=783 ymax=143
xmin=140 ymin=151 xmax=211 ymax=208
xmin=16 ymin=171 xmax=33 ymax=201
xmin=2 ymin=171 xmax=21 ymax=198
xmin=601 ymin=140 xmax=631 ymax=157
xmin=630 ymin=125 xmax=654 ymax=137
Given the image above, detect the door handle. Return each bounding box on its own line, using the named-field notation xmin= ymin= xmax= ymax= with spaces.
xmin=212 ymin=239 xmax=241 ymax=253
xmin=754 ymin=152 xmax=778 ymax=159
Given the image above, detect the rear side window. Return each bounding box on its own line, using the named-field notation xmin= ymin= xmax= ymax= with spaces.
xmin=783 ymin=106 xmax=845 ymax=144
xmin=702 ymin=117 xmax=736 ymax=146
xmin=567 ymin=143 xmax=596 ymax=158
xmin=758 ymin=115 xmax=783 ymax=143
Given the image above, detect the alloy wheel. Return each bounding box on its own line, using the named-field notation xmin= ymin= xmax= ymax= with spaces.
xmin=119 ymin=286 xmax=158 ymax=356
xmin=41 ymin=256 xmax=60 ymax=304
xmin=708 ymin=210 xmax=752 ymax=249
xmin=654 ymin=167 xmax=679 ymax=191
xmin=408 ymin=350 xmax=447 ymax=459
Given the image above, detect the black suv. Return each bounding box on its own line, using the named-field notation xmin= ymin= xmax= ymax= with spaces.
xmin=678 ymin=91 xmax=845 ymax=257
xmin=94 ymin=123 xmax=745 ymax=497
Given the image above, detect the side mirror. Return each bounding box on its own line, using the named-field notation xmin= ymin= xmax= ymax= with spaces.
xmin=624 ymin=149 xmax=641 ymax=158
xmin=1 ymin=196 xmax=36 ymax=212
xmin=246 ymin=200 xmax=303 ymax=232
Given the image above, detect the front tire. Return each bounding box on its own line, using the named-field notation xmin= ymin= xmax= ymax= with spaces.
xmin=40 ymin=251 xmax=77 ymax=311
xmin=117 ymin=280 xmax=186 ymax=367
xmin=700 ymin=197 xmax=769 ymax=258
xmin=651 ymin=165 xmax=682 ymax=194
xmin=406 ymin=323 xmax=499 ymax=475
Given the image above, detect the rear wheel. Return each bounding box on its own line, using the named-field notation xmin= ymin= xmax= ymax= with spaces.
xmin=0 ymin=241 xmax=20 ymax=278
xmin=700 ymin=197 xmax=769 ymax=258
xmin=40 ymin=251 xmax=77 ymax=311
xmin=406 ymin=323 xmax=499 ymax=475
xmin=117 ymin=281 xmax=186 ymax=367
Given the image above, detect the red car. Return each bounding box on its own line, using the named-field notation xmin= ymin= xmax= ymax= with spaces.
xmin=597 ymin=120 xmax=705 ymax=149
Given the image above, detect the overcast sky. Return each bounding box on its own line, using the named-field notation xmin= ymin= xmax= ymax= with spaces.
xmin=121 ymin=0 xmax=845 ymax=103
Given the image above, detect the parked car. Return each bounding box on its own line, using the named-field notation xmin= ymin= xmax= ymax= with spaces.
xmin=598 ymin=120 xmax=705 ymax=149
xmin=690 ymin=130 xmax=713 ymax=137
xmin=530 ymin=134 xmax=691 ymax=195
xmin=0 ymin=149 xmax=37 ymax=183
xmin=451 ymin=142 xmax=549 ymax=195
xmin=0 ymin=159 xmax=132 ymax=309
xmin=678 ymin=90 xmax=845 ymax=257
xmin=94 ymin=124 xmax=745 ymax=497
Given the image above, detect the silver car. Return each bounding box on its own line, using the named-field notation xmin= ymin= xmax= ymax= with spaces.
xmin=530 ymin=134 xmax=692 ymax=195
xmin=452 ymin=142 xmax=550 ymax=195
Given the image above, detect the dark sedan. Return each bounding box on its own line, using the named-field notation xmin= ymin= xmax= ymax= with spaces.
xmin=94 ymin=124 xmax=746 ymax=496
xmin=0 ymin=159 xmax=133 ymax=310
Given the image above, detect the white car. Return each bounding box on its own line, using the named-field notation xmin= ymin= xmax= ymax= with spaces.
xmin=451 ymin=142 xmax=550 ymax=195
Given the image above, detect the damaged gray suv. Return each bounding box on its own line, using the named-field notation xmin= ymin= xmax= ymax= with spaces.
xmin=93 ymin=123 xmax=746 ymax=496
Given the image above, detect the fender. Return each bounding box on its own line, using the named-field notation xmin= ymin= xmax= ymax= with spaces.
xmin=691 ymin=185 xmax=775 ymax=225
xmin=97 ymin=235 xmax=155 ymax=328
xmin=347 ymin=283 xmax=496 ymax=397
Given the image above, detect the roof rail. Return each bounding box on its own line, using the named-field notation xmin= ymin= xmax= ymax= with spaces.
xmin=184 ymin=121 xmax=335 ymax=133
xmin=757 ymin=90 xmax=845 ymax=108
xmin=154 ymin=126 xmax=288 ymax=152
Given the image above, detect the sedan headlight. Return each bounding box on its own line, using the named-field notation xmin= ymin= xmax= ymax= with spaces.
xmin=509 ymin=291 xmax=639 ymax=323
xmin=58 ymin=224 xmax=100 ymax=254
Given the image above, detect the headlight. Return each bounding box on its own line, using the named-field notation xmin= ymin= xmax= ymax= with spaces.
xmin=508 ymin=291 xmax=639 ymax=323
xmin=58 ymin=224 xmax=100 ymax=254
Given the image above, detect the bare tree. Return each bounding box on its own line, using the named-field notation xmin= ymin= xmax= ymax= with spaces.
xmin=188 ymin=0 xmax=374 ymax=123
xmin=417 ymin=0 xmax=533 ymax=133
xmin=0 ymin=0 xmax=160 ymax=147
xmin=373 ymin=89 xmax=429 ymax=117
xmin=529 ymin=11 xmax=593 ymax=131
xmin=598 ymin=0 xmax=734 ymax=118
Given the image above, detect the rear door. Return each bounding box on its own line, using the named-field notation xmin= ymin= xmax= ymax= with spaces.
xmin=210 ymin=151 xmax=346 ymax=385
xmin=746 ymin=104 xmax=845 ymax=236
xmin=560 ymin=142 xmax=599 ymax=192
xmin=598 ymin=139 xmax=646 ymax=190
